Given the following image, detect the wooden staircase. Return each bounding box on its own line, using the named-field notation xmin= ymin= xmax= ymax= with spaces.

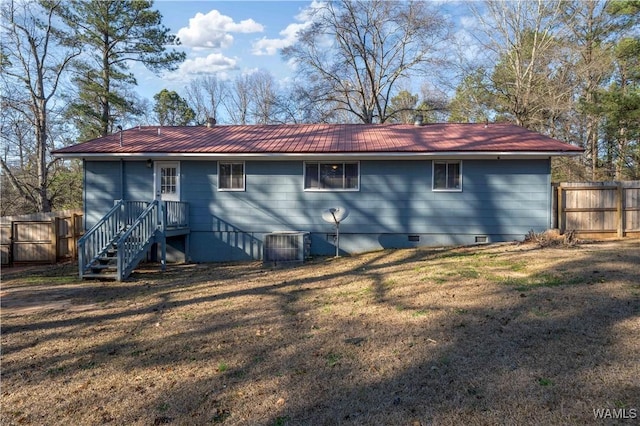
xmin=83 ymin=234 xmax=120 ymax=278
xmin=78 ymin=200 xmax=164 ymax=281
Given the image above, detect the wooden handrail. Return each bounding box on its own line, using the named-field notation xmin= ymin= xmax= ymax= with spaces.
xmin=78 ymin=200 xmax=189 ymax=280
xmin=116 ymin=200 xmax=160 ymax=281
xmin=78 ymin=200 xmax=125 ymax=278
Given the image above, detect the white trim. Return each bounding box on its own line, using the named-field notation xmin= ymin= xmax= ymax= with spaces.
xmin=303 ymin=161 xmax=360 ymax=192
xmin=55 ymin=150 xmax=582 ymax=161
xmin=218 ymin=161 xmax=245 ymax=191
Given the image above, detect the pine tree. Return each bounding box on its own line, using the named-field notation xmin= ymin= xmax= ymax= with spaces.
xmin=153 ymin=89 xmax=195 ymax=126
xmin=59 ymin=0 xmax=185 ymax=140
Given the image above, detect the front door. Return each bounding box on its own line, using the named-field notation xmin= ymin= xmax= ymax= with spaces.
xmin=154 ymin=161 xmax=180 ymax=202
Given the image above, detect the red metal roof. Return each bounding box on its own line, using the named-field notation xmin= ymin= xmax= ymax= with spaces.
xmin=53 ymin=123 xmax=583 ymax=156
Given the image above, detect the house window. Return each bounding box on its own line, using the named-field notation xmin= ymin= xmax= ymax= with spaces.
xmin=219 ymin=162 xmax=245 ymax=191
xmin=304 ymin=162 xmax=359 ymax=191
xmin=433 ymin=161 xmax=462 ymax=191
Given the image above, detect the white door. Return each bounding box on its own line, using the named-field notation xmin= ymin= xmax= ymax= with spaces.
xmin=154 ymin=161 xmax=180 ymax=202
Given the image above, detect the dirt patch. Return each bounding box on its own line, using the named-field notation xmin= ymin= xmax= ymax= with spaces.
xmin=1 ymin=263 xmax=100 ymax=315
xmin=1 ymin=239 xmax=639 ymax=425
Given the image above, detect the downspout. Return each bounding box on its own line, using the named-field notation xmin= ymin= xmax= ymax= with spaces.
xmin=83 ymin=159 xmax=87 ymax=232
xmin=547 ymin=157 xmax=552 ymax=230
xmin=118 ymin=126 xmax=124 ymax=201
xmin=120 ymin=159 xmax=124 ymax=201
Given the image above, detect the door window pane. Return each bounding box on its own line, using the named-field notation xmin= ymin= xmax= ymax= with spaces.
xmin=161 ymin=167 xmax=177 ymax=194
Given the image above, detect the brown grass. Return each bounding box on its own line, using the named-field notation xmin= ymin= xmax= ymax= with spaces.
xmin=1 ymin=239 xmax=639 ymax=425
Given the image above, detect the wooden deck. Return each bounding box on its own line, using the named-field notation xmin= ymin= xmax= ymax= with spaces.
xmin=78 ymin=200 xmax=189 ymax=281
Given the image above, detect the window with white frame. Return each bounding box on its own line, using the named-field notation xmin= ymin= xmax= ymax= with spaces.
xmin=304 ymin=162 xmax=359 ymax=190
xmin=433 ymin=161 xmax=462 ymax=191
xmin=218 ymin=162 xmax=245 ymax=190
xmin=160 ymin=166 xmax=177 ymax=195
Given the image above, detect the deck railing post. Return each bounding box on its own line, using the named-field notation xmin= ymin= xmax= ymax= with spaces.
xmin=160 ymin=200 xmax=165 ymax=232
xmin=78 ymin=240 xmax=85 ymax=279
xmin=117 ymin=243 xmax=123 ymax=281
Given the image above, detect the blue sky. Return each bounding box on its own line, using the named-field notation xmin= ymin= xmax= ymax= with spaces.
xmin=134 ymin=1 xmax=320 ymax=99
xmin=135 ymin=1 xmax=476 ymax=101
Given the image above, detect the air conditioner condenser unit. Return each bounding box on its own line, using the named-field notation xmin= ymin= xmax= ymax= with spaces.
xmin=263 ymin=231 xmax=311 ymax=263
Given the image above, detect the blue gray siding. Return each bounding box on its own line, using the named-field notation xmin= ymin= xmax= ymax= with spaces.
xmin=85 ymin=158 xmax=551 ymax=262
xmin=84 ymin=160 xmax=154 ymax=230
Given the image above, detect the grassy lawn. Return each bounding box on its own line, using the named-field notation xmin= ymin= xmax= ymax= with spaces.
xmin=1 ymin=239 xmax=639 ymax=425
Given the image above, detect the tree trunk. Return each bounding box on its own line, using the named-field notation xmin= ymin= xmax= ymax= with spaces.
xmin=588 ymin=97 xmax=600 ymax=181
xmin=101 ymin=30 xmax=110 ymax=136
xmin=35 ymin=65 xmax=51 ymax=212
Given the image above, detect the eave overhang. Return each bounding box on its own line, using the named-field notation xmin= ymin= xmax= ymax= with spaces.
xmin=54 ymin=150 xmax=583 ymax=162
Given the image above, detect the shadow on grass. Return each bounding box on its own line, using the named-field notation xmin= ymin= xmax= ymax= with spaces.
xmin=1 ymin=240 xmax=639 ymax=424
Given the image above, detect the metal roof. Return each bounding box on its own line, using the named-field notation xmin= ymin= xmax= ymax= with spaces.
xmin=53 ymin=123 xmax=583 ymax=158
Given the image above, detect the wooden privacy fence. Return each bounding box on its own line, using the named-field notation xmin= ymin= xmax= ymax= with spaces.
xmin=554 ymin=181 xmax=640 ymax=238
xmin=1 ymin=210 xmax=84 ymax=266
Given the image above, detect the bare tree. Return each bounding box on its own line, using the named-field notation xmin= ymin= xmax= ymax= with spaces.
xmin=222 ymin=70 xmax=283 ymax=125
xmin=279 ymin=82 xmax=350 ymax=124
xmin=1 ymin=0 xmax=81 ymax=212
xmin=472 ymin=0 xmax=566 ymax=128
xmin=224 ymin=74 xmax=252 ymax=125
xmin=185 ymin=75 xmax=227 ymax=125
xmin=465 ymin=0 xmax=638 ymax=181
xmin=248 ymin=70 xmax=278 ymax=124
xmin=283 ymin=0 xmax=450 ymax=123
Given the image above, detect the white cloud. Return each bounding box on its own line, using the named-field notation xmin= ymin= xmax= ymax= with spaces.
xmin=295 ymin=0 xmax=326 ymax=22
xmin=459 ymin=15 xmax=478 ymax=30
xmin=252 ymin=22 xmax=311 ymax=55
xmin=177 ymin=53 xmax=239 ymax=76
xmin=240 ymin=67 xmax=260 ymax=77
xmin=176 ymin=10 xmax=264 ymax=49
xmin=251 ymin=1 xmax=325 ymax=56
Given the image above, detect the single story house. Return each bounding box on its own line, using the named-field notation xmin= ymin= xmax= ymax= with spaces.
xmin=53 ymin=122 xmax=583 ymax=279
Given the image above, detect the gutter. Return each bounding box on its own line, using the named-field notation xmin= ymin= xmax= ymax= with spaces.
xmin=53 ymin=150 xmax=584 ymax=161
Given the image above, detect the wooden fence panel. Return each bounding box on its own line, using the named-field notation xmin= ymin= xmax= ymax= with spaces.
xmin=556 ymin=181 xmax=640 ymax=237
xmin=12 ymin=221 xmax=56 ymax=263
xmin=1 ymin=210 xmax=83 ymax=265
xmin=625 ymin=186 xmax=640 ymax=232
xmin=1 ymin=223 xmax=11 ymax=265
xmin=55 ymin=215 xmax=83 ymax=259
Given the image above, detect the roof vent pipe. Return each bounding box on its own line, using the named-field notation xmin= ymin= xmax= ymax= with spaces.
xmin=414 ymin=114 xmax=424 ymax=126
xmin=206 ymin=117 xmax=216 ymax=128
xmin=157 ymin=127 xmax=161 ymax=136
